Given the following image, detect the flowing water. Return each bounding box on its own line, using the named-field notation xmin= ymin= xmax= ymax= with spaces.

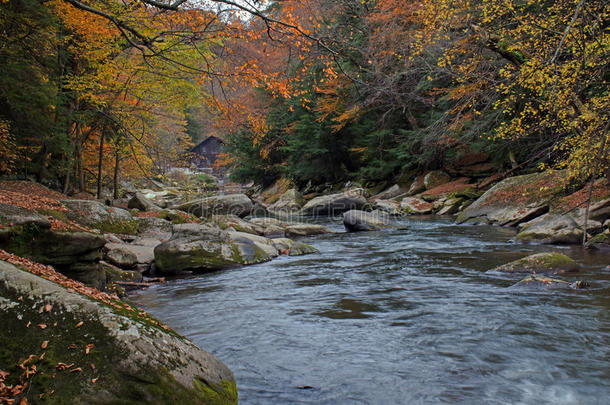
xmin=129 ymin=217 xmax=610 ymax=404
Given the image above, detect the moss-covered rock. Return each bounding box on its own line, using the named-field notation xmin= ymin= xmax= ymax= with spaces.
xmin=1 ymin=225 xmax=107 ymax=289
xmin=0 ymin=261 xmax=237 ymax=405
xmin=154 ymin=223 xmax=273 ymax=274
xmin=288 ymin=242 xmax=320 ymax=256
xmin=490 ymin=252 xmax=579 ymax=275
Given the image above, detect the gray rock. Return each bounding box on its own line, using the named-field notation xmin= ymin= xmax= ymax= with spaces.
xmin=517 ymin=214 xmax=585 ymax=244
xmin=400 ymin=197 xmax=433 ymax=215
xmin=62 ymin=199 xmax=133 ymax=228
xmin=228 ymin=231 xmax=279 ymax=259
xmin=489 ymin=252 xmax=579 ymax=275
xmin=373 ymin=200 xmax=402 ymax=216
xmin=210 ymin=214 xmax=264 ymax=235
xmin=343 ymin=210 xmax=395 ymax=232
xmin=175 ymin=194 xmax=253 ymax=218
xmin=0 ymin=203 xmax=51 ymax=229
xmin=289 ymin=242 xmax=319 ymax=256
xmin=268 ymin=189 xmax=305 ymax=213
xmin=300 ymin=189 xmax=367 ymax=216
xmin=264 ymin=225 xmax=285 ymax=238
xmin=371 ymin=184 xmax=403 ymax=201
xmin=285 ymin=223 xmax=334 ymax=237
xmin=105 ymin=245 xmax=138 ymax=269
xmin=407 ymin=176 xmax=426 ymax=195
xmin=128 ymin=192 xmax=161 ymax=212
xmin=135 ymin=217 xmax=173 ymax=237
xmin=0 ymin=261 xmax=237 ymax=404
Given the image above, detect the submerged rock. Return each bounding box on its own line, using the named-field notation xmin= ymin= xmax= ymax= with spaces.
xmin=490 ymin=252 xmax=579 ymax=275
xmin=343 ymin=210 xmax=395 ymax=232
xmin=511 ymin=275 xmax=589 ymax=290
xmin=0 ymin=261 xmax=237 ymax=404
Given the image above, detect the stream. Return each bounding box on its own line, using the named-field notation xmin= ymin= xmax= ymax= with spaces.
xmin=129 ymin=217 xmax=610 ymax=404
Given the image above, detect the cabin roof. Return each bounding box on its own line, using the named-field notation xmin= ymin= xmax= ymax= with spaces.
xmin=189 ymin=135 xmax=224 ymax=152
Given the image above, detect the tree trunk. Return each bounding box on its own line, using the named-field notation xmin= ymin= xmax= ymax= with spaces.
xmin=113 ymin=149 xmax=120 ymax=200
xmin=77 ymin=145 xmax=85 ymax=192
xmin=96 ymin=130 xmax=105 ymax=199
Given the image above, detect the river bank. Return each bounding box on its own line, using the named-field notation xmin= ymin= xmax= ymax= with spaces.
xmin=1 ymin=169 xmax=609 ymax=403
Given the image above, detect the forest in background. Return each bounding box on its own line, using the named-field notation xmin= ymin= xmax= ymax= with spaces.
xmin=1 ymin=0 xmax=609 ymax=194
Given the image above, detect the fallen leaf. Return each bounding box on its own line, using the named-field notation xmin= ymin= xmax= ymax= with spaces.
xmin=37 ymin=323 xmax=47 ymax=329
xmin=20 ymin=397 xmax=27 ymax=405
xmin=45 ymin=304 xmax=52 ymax=312
xmin=67 ymin=344 xmax=78 ymax=350
xmin=91 ymin=377 xmax=98 ymax=383
xmin=90 ymin=363 xmax=95 ymax=370
xmin=85 ymin=344 xmax=94 ymax=354
xmin=75 ymin=321 xmax=84 ymax=328
xmin=41 ymin=341 xmax=48 ymax=349
xmin=69 ymin=368 xmax=82 ymax=373
xmin=25 ymin=321 xmax=31 ymax=328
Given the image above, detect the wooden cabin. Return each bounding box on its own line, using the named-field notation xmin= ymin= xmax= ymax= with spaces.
xmin=189 ymin=136 xmax=225 ymax=176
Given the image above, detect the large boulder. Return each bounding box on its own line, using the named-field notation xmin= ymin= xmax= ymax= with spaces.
xmin=227 ymin=231 xmax=279 ymax=259
xmin=300 ymin=189 xmax=367 ymax=216
xmin=489 ymin=252 xmax=579 ymax=275
xmin=1 ymin=225 xmax=107 ymax=289
xmin=400 ymin=197 xmax=433 ymax=215
xmin=516 ymin=214 xmax=587 ymax=244
xmin=343 ymin=210 xmax=396 ymax=232
xmin=135 ymin=216 xmax=173 ymax=237
xmin=0 ymin=203 xmax=51 ymax=229
xmin=0 ymin=261 xmax=237 ymax=404
xmin=153 ymin=223 xmax=272 ymax=275
xmin=457 ymin=171 xmax=569 ymax=226
xmin=104 ymin=244 xmax=138 ymax=269
xmin=62 ymin=200 xmax=137 ymax=234
xmin=128 ymin=192 xmax=162 ymax=212
xmin=175 ymin=194 xmax=253 ymax=218
xmin=268 ymin=189 xmax=305 ymax=213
